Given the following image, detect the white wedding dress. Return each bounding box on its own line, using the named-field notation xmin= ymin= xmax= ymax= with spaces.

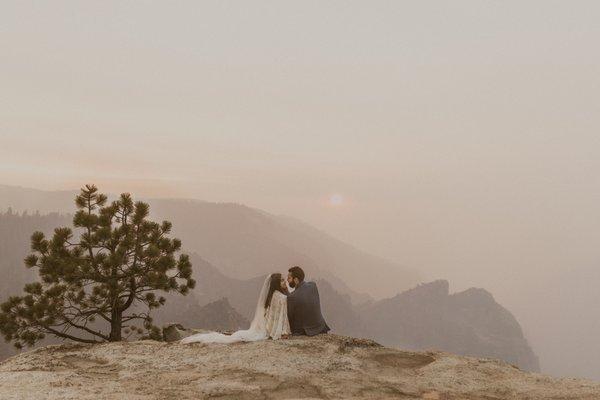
xmin=182 ymin=274 xmax=291 ymax=344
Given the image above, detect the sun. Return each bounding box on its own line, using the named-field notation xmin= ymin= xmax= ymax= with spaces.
xmin=329 ymin=194 xmax=344 ymax=207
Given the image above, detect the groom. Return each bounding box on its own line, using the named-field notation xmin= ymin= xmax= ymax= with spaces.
xmin=286 ymin=266 xmax=330 ymax=336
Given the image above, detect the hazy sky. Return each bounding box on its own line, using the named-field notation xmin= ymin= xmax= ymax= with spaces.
xmin=2 ymin=1 xmax=600 ymax=379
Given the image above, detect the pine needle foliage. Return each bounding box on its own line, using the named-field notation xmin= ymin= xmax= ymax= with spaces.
xmin=0 ymin=185 xmax=195 ymax=348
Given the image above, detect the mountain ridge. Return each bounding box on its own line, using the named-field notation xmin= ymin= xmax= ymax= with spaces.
xmin=0 ymin=184 xmax=419 ymax=300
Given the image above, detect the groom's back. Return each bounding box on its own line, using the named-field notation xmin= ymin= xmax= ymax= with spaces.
xmin=288 ymin=281 xmax=330 ymax=336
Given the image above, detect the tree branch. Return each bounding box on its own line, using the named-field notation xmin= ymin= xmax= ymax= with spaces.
xmin=41 ymin=325 xmax=99 ymax=344
xmin=64 ymin=320 xmax=109 ymax=340
xmin=119 ymin=277 xmax=137 ymax=312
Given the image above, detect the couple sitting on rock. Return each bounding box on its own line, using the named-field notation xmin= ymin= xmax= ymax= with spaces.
xmin=182 ymin=266 xmax=330 ymax=344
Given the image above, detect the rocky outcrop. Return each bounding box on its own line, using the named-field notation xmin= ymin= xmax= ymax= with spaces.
xmin=360 ymin=280 xmax=540 ymax=372
xmin=0 ymin=334 xmax=597 ymax=400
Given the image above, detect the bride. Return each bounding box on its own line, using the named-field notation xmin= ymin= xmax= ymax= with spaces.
xmin=182 ymin=273 xmax=291 ymax=344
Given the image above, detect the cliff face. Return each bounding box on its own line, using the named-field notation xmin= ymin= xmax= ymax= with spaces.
xmin=360 ymin=280 xmax=540 ymax=372
xmin=0 ymin=334 xmax=597 ymax=400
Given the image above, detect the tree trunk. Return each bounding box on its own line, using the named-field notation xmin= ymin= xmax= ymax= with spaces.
xmin=109 ymin=308 xmax=122 ymax=341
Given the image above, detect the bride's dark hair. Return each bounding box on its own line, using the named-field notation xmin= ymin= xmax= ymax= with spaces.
xmin=265 ymin=273 xmax=286 ymax=309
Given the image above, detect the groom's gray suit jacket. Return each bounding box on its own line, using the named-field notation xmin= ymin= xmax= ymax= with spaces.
xmin=287 ymin=281 xmax=330 ymax=336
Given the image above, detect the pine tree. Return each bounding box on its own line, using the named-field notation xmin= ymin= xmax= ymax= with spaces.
xmin=0 ymin=185 xmax=195 ymax=348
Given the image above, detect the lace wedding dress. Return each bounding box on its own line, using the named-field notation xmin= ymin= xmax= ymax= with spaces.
xmin=182 ymin=274 xmax=291 ymax=344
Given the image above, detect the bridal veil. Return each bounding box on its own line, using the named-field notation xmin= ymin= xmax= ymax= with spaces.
xmin=181 ymin=274 xmax=272 ymax=344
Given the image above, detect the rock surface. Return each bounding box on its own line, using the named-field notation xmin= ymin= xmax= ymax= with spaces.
xmin=0 ymin=334 xmax=597 ymax=400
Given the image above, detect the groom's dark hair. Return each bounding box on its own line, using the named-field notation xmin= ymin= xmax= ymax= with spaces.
xmin=288 ymin=266 xmax=305 ymax=282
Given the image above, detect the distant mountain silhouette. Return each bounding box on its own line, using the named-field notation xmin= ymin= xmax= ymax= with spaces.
xmin=0 ymin=210 xmax=73 ymax=360
xmin=156 ymin=297 xmax=249 ymax=333
xmin=148 ymin=198 xmax=416 ymax=301
xmin=0 ymin=185 xmax=77 ymax=215
xmin=0 ymin=209 xmax=71 ymax=298
xmin=360 ymin=280 xmax=540 ymax=371
xmin=185 ymin=254 xmax=265 ymax=320
xmin=0 ymin=185 xmax=420 ymax=300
